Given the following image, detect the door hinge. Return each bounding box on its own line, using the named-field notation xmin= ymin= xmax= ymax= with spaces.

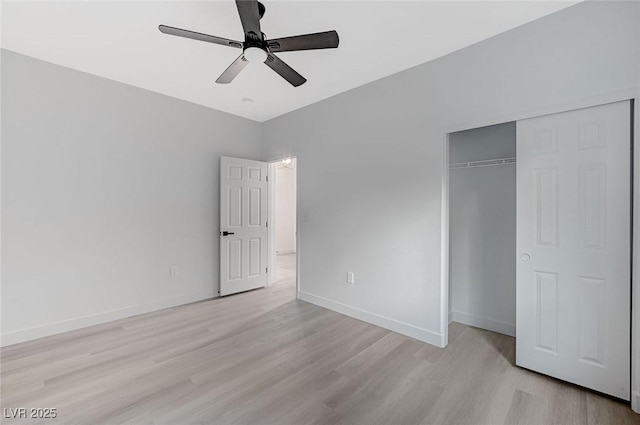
xmin=266 ymin=221 xmax=268 ymax=228
xmin=266 ymin=267 xmax=268 ymax=273
xmin=266 ymin=175 xmax=268 ymax=182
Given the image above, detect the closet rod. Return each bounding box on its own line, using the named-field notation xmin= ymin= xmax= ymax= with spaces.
xmin=450 ymin=157 xmax=516 ymax=169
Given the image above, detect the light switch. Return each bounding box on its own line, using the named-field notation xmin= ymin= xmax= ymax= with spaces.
xmin=347 ymin=272 xmax=355 ymax=284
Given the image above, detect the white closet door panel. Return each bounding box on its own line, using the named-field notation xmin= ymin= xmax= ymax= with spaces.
xmin=516 ymin=101 xmax=631 ymax=400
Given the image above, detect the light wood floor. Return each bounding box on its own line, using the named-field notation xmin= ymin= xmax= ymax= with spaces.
xmin=1 ymin=254 xmax=637 ymax=425
xmin=272 ymin=253 xmax=296 ymax=286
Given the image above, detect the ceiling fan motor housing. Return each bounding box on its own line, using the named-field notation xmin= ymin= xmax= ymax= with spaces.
xmin=244 ymin=32 xmax=267 ymax=50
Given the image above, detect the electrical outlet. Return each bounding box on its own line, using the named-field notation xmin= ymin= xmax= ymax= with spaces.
xmin=170 ymin=266 xmax=178 ymax=277
xmin=346 ymin=272 xmax=354 ymax=284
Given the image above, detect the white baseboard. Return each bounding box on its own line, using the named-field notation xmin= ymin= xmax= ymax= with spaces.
xmin=632 ymin=391 xmax=640 ymax=414
xmin=448 ymin=311 xmax=454 ymax=324
xmin=450 ymin=310 xmax=516 ymax=337
xmin=298 ymin=291 xmax=445 ymax=347
xmin=0 ymin=290 xmax=215 ymax=347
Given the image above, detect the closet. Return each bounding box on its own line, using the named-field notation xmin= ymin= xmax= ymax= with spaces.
xmin=447 ymin=101 xmax=631 ymax=399
xmin=448 ymin=122 xmax=516 ymax=337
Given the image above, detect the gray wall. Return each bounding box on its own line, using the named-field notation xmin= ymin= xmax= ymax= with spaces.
xmin=449 ymin=123 xmax=516 ymax=336
xmin=449 ymin=123 xmax=516 ymax=163
xmin=261 ymin=1 xmax=640 ymax=346
xmin=1 ymin=50 xmax=262 ymax=345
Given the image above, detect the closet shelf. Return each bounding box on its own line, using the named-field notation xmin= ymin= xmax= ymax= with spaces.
xmin=450 ymin=157 xmax=516 ymax=169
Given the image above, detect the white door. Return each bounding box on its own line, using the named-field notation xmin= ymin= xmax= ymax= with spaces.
xmin=220 ymin=156 xmax=268 ymax=296
xmin=516 ymin=101 xmax=631 ymax=400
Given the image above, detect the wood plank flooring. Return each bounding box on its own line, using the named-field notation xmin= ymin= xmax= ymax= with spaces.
xmin=272 ymin=253 xmax=296 ymax=286
xmin=1 ymin=254 xmax=637 ymax=424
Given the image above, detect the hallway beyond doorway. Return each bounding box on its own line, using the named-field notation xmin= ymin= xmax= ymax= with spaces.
xmin=275 ymin=253 xmax=296 ymax=287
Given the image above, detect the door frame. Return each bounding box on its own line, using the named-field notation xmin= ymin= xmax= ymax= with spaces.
xmin=266 ymin=156 xmax=299 ymax=295
xmin=440 ymin=90 xmax=639 ymax=411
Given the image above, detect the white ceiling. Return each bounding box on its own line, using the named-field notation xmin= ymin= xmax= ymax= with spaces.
xmin=1 ymin=1 xmax=578 ymax=122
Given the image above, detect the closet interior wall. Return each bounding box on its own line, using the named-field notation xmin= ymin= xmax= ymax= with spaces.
xmin=449 ymin=122 xmax=517 ymax=336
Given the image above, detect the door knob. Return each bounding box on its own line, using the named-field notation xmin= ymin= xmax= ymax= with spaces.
xmin=221 ymin=231 xmax=235 ymax=236
xmin=521 ymin=253 xmax=531 ymax=262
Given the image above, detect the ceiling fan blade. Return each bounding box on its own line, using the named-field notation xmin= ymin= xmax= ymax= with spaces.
xmin=216 ymin=54 xmax=249 ymax=84
xmin=235 ymin=0 xmax=262 ymax=41
xmin=267 ymin=30 xmax=339 ymax=52
xmin=159 ymin=25 xmax=242 ymax=49
xmin=264 ymin=53 xmax=306 ymax=87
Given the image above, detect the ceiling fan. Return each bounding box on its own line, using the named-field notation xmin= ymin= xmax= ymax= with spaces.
xmin=159 ymin=0 xmax=339 ymax=87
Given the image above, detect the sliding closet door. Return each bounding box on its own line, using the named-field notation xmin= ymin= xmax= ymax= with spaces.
xmin=516 ymin=101 xmax=631 ymax=400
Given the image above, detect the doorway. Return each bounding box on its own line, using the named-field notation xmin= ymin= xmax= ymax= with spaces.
xmin=268 ymin=158 xmax=297 ymax=289
xmin=448 ymin=122 xmax=517 ymax=337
